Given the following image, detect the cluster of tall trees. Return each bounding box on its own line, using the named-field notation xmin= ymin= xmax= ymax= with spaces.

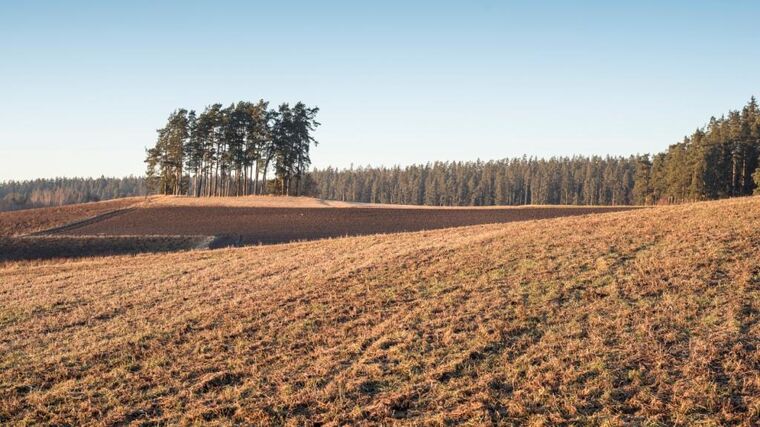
xmin=631 ymin=97 xmax=760 ymax=204
xmin=0 ymin=177 xmax=146 ymax=212
xmin=145 ymin=100 xmax=319 ymax=197
xmin=311 ymin=157 xmax=637 ymax=206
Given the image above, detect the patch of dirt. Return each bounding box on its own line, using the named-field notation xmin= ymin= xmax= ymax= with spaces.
xmin=54 ymin=205 xmax=636 ymax=246
xmin=0 ymin=197 xmax=147 ymax=237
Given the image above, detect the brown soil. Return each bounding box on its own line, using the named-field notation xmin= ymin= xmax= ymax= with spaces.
xmin=54 ymin=205 xmax=638 ymax=246
xmin=0 ymin=197 xmax=147 ymax=237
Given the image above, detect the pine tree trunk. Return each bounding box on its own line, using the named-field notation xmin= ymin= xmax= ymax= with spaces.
xmin=254 ymin=160 xmax=260 ymax=195
xmin=261 ymin=158 xmax=270 ymax=195
xmin=214 ymin=160 xmax=219 ymax=196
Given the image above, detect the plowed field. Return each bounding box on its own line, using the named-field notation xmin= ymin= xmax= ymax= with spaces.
xmin=53 ymin=205 xmax=636 ymax=245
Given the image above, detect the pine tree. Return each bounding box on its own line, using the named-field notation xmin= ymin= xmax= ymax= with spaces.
xmin=632 ymin=155 xmax=652 ymax=205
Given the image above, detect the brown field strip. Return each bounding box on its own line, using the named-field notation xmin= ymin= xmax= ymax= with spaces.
xmin=2 ymin=197 xmax=637 ymax=261
xmin=0 ymin=197 xmax=148 ymax=237
xmin=0 ymin=197 xmax=758 ymax=424
xmin=50 ymin=205 xmax=637 ymax=245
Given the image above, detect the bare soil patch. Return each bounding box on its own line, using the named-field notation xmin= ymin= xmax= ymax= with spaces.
xmin=0 ymin=197 xmax=147 ymax=237
xmin=54 ymin=205 xmax=637 ymax=246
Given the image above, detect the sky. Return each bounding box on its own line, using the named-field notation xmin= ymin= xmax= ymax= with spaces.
xmin=1 ymin=1 xmax=759 ymax=180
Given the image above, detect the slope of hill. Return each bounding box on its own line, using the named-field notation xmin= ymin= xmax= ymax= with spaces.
xmin=0 ymin=197 xmax=758 ymax=425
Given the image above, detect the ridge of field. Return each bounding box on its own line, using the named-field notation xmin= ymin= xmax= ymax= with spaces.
xmin=151 ymin=195 xmax=638 ymax=210
xmin=1 ymin=197 xmax=758 ymax=425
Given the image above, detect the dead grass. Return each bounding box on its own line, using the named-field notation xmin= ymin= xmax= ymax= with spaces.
xmin=0 ymin=197 xmax=758 ymax=425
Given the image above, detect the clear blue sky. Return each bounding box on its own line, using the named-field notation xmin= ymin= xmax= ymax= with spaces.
xmin=1 ymin=1 xmax=759 ymax=180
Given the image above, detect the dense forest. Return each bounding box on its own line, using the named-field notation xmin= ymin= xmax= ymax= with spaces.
xmin=312 ymin=157 xmax=637 ymax=206
xmin=0 ymin=177 xmax=146 ymax=211
xmin=144 ymin=100 xmax=319 ymax=197
xmin=312 ymin=97 xmax=760 ymax=206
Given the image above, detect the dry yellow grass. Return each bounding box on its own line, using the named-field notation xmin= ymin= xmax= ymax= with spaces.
xmin=0 ymin=197 xmax=758 ymax=425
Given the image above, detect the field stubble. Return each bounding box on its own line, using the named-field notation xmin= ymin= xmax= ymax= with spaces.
xmin=0 ymin=197 xmax=758 ymax=424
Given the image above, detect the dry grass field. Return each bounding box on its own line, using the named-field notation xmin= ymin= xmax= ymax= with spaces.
xmin=0 ymin=197 xmax=758 ymax=425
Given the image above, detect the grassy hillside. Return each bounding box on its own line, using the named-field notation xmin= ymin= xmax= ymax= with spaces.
xmin=1 ymin=197 xmax=758 ymax=425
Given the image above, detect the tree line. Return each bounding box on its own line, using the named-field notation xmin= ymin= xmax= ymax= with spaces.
xmin=311 ymin=97 xmax=760 ymax=206
xmin=0 ymin=176 xmax=146 ymax=212
xmin=311 ymin=157 xmax=637 ymax=206
xmin=7 ymin=97 xmax=759 ymax=211
xmin=144 ymin=100 xmax=320 ymax=197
